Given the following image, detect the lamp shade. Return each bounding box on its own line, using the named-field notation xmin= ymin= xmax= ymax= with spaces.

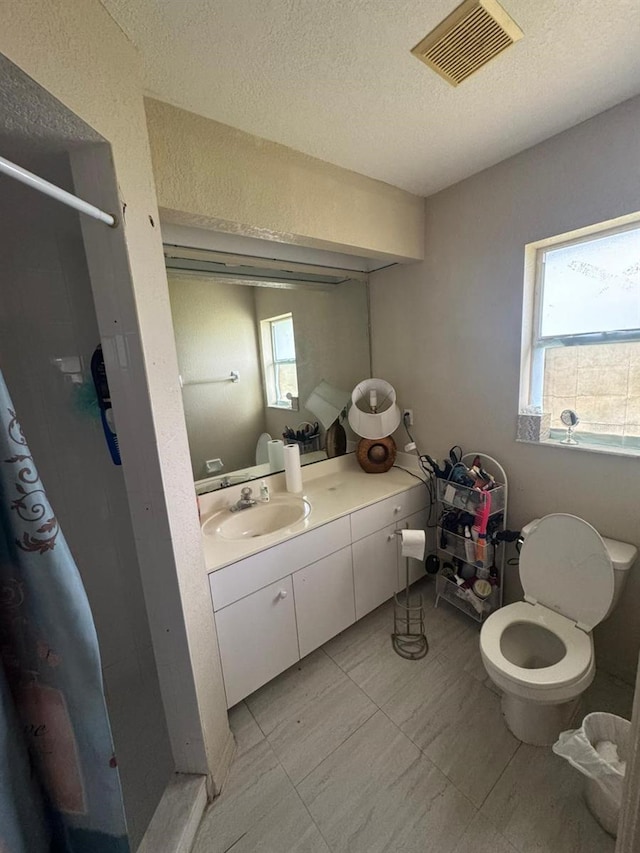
xmin=304 ymin=380 xmax=351 ymax=429
xmin=347 ymin=378 xmax=401 ymax=439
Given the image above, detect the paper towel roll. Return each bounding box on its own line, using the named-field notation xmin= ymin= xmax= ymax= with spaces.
xmin=283 ymin=443 xmax=302 ymax=493
xmin=400 ymin=529 xmax=426 ymax=561
xmin=268 ymin=439 xmax=285 ymax=472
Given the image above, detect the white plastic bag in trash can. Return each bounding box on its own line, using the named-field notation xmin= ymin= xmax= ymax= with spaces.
xmin=553 ymin=712 xmax=630 ymax=837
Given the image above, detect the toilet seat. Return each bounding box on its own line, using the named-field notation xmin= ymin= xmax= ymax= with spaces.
xmin=480 ymin=601 xmax=592 ymax=691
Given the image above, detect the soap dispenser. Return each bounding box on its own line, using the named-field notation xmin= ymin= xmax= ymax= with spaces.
xmin=260 ymin=480 xmax=270 ymax=502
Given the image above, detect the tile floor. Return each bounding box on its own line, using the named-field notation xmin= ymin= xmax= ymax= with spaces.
xmin=193 ymin=578 xmax=634 ymax=853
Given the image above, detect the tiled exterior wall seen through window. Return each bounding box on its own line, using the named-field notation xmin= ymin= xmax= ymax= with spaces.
xmin=543 ymin=341 xmax=640 ymax=436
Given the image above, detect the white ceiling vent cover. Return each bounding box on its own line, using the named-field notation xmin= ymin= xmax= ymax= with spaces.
xmin=411 ymin=0 xmax=523 ymax=87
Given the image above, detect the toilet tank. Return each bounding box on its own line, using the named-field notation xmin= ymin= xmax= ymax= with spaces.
xmin=601 ymin=535 xmax=637 ymax=615
xmin=520 ymin=519 xmax=637 ymax=618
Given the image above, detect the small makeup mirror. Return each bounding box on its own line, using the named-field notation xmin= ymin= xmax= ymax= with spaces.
xmin=560 ymin=408 xmax=580 ymax=445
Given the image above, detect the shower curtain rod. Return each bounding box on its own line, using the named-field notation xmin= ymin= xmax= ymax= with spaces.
xmin=0 ymin=155 xmax=117 ymax=227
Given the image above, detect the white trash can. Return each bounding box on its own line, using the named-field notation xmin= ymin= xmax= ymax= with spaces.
xmin=553 ymin=712 xmax=630 ymax=837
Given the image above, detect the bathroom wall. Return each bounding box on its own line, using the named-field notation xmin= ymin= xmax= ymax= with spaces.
xmin=144 ymin=98 xmax=425 ymax=263
xmin=168 ymin=272 xmax=266 ymax=478
xmin=0 ymin=156 xmax=173 ymax=848
xmin=1 ymin=0 xmax=233 ymax=801
xmin=370 ymin=94 xmax=640 ymax=684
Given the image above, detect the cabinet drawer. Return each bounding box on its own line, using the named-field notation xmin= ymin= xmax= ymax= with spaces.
xmin=210 ymin=515 xmax=351 ymax=610
xmin=403 ymin=483 xmax=429 ymax=517
xmin=216 ymin=576 xmax=299 ymax=708
xmin=350 ymin=484 xmax=427 ymax=542
xmin=294 ymin=546 xmax=355 ymax=657
xmin=352 ymin=524 xmax=398 ymax=619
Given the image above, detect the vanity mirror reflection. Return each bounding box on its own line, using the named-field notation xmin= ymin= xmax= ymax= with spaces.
xmin=166 ymin=242 xmax=372 ymax=494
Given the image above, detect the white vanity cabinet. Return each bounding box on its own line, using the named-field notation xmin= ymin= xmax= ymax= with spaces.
xmin=293 ymin=546 xmax=355 ymax=657
xmin=215 ymin=577 xmax=298 ymax=708
xmin=351 ymin=488 xmax=428 ymax=619
xmin=208 ymin=483 xmax=427 ymax=708
xmin=352 ymin=524 xmax=398 ymax=619
xmin=209 ymin=516 xmax=351 ymax=609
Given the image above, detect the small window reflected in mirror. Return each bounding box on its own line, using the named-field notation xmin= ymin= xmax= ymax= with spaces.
xmin=260 ymin=313 xmax=299 ymax=408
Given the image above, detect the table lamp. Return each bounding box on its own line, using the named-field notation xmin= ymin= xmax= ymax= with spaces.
xmin=347 ymin=378 xmax=401 ymax=473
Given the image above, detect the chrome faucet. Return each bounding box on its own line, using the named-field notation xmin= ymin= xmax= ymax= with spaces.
xmin=230 ymin=486 xmax=257 ymax=512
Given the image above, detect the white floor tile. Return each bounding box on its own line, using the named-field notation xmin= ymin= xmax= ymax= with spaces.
xmin=324 ymin=589 xmax=470 ymax=707
xmin=383 ymin=654 xmax=519 ymax=807
xmin=228 ymin=701 xmax=265 ymax=757
xmin=193 ymin=739 xmax=294 ymax=853
xmin=483 ymin=744 xmax=616 ymax=853
xmin=246 ymin=649 xmax=376 ymax=783
xmin=222 ymin=789 xmax=331 ymax=852
xmin=452 ymin=812 xmax=518 ymax=853
xmin=298 ymin=711 xmax=474 ymax=853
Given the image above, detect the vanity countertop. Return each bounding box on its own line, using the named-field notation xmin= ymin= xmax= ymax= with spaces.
xmin=199 ymin=455 xmax=426 ymax=573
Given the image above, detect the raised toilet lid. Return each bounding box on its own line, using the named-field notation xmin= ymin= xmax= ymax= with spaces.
xmin=255 ymin=432 xmax=272 ymax=465
xmin=520 ymin=514 xmax=614 ymax=631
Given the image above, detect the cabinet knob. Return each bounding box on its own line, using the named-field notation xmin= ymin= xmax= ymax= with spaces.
xmin=387 ymin=534 xmax=395 ymax=541
xmin=277 ymin=589 xmax=288 ymax=600
xmin=394 ymin=505 xmax=402 ymax=514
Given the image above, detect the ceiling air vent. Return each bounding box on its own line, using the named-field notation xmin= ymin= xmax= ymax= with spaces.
xmin=411 ymin=0 xmax=523 ymax=87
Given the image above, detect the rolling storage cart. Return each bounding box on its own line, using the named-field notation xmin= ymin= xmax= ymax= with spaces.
xmin=434 ymin=453 xmax=507 ymax=623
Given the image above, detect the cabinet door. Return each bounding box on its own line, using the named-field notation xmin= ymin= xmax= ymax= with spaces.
xmin=294 ymin=546 xmax=355 ymax=658
xmin=395 ymin=508 xmax=429 ymax=592
xmin=215 ymin=577 xmax=299 ymax=708
xmin=352 ymin=524 xmax=398 ymax=620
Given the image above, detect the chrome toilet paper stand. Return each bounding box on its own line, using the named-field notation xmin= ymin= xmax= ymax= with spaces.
xmin=392 ymin=527 xmax=428 ymax=660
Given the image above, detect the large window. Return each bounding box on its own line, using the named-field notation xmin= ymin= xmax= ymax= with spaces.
xmin=521 ymin=219 xmax=640 ymax=449
xmin=260 ymin=313 xmax=299 ymax=408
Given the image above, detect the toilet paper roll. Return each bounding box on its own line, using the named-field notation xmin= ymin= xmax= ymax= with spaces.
xmin=400 ymin=529 xmax=426 ymax=561
xmin=284 ymin=443 xmax=303 ymax=493
xmin=268 ymin=439 xmax=285 ymax=472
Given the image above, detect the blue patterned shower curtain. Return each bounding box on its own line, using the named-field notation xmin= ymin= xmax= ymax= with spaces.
xmin=0 ymin=370 xmax=129 ymax=852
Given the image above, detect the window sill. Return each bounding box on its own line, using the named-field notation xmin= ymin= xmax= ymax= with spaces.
xmin=516 ymin=434 xmax=640 ymax=460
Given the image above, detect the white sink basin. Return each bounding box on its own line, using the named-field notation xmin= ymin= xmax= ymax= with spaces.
xmin=202 ymin=495 xmax=311 ymax=540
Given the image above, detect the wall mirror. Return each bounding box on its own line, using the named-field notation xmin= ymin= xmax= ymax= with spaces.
xmin=165 ymin=242 xmax=372 ymax=494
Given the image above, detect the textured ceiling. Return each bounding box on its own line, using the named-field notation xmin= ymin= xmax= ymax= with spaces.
xmin=99 ymin=0 xmax=640 ymax=195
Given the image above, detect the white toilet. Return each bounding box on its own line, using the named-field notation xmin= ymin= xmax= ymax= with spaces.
xmin=480 ymin=513 xmax=636 ymax=746
xmin=255 ymin=432 xmax=272 ymax=465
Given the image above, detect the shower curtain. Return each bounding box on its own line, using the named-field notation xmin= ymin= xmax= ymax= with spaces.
xmin=0 ymin=370 xmax=129 ymax=852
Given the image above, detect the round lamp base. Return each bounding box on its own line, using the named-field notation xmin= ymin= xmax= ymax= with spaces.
xmin=355 ymin=436 xmax=397 ymax=473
